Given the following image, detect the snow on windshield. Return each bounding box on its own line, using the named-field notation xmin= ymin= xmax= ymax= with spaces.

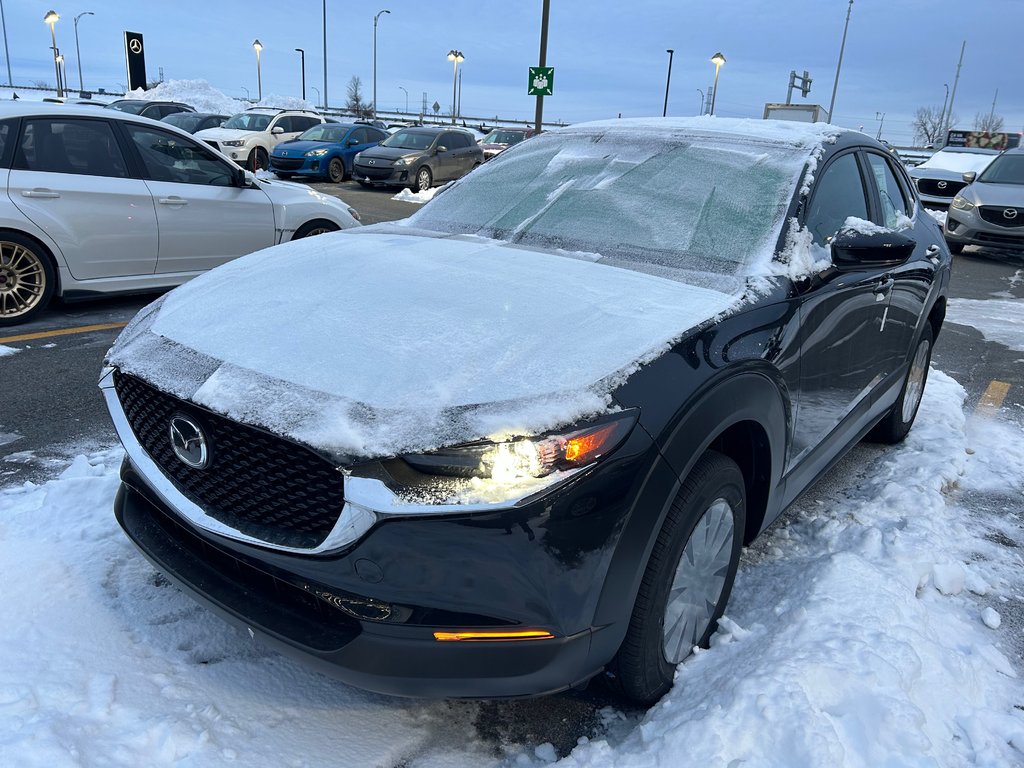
xmin=917 ymin=149 xmax=997 ymax=175
xmin=407 ymin=120 xmax=827 ymax=293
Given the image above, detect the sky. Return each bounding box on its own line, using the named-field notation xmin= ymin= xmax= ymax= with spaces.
xmin=1 ymin=0 xmax=1022 ymax=146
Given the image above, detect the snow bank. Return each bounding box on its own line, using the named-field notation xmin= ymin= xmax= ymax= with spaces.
xmin=255 ymin=94 xmax=317 ymax=112
xmin=392 ymin=188 xmax=438 ymax=204
xmin=127 ymin=79 xmax=245 ymax=115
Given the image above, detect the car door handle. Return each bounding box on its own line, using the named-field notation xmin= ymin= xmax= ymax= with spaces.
xmin=925 ymin=244 xmax=941 ymax=264
xmin=158 ymin=197 xmax=188 ymax=206
xmin=21 ymin=189 xmax=60 ymax=199
xmin=873 ymin=277 xmax=895 ymax=295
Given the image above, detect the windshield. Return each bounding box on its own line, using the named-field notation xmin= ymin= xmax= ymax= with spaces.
xmin=297 ymin=124 xmax=349 ymax=143
xmin=162 ymin=113 xmax=202 ymax=131
xmin=407 ymin=129 xmax=807 ymax=292
xmin=482 ymin=130 xmax=527 ymax=145
xmin=918 ymin=149 xmax=996 ymax=175
xmin=978 ymin=154 xmax=1024 ymax=185
xmin=107 ymin=101 xmax=145 ymax=115
xmin=222 ymin=113 xmax=272 ymax=132
xmin=381 ymin=130 xmax=434 ymax=150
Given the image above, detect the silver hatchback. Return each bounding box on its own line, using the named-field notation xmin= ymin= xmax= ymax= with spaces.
xmin=945 ymin=147 xmax=1024 ymax=254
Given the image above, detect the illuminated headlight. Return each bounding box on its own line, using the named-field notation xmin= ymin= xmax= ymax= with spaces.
xmin=951 ymin=195 xmax=975 ymax=211
xmin=222 ymin=139 xmax=246 ymax=147
xmin=403 ymin=412 xmax=637 ymax=482
xmin=305 ymin=148 xmax=329 ymax=157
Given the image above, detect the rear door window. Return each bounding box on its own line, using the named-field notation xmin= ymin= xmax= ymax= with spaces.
xmin=865 ymin=152 xmax=910 ymax=228
xmin=804 ymin=152 xmax=869 ymax=245
xmin=15 ymin=118 xmax=128 ymax=178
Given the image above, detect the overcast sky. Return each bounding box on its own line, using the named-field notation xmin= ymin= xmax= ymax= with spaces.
xmin=3 ymin=0 xmax=1021 ymax=145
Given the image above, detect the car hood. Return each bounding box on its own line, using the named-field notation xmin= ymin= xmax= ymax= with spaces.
xmin=195 ymin=127 xmax=256 ymax=142
xmin=960 ymin=181 xmax=1024 ymax=207
xmin=909 ymin=167 xmax=965 ymax=182
xmin=357 ymin=145 xmax=422 ymax=162
xmin=272 ymin=139 xmax=333 ymax=155
xmin=252 ymin=175 xmax=357 ymax=217
xmin=107 ymin=230 xmax=738 ymax=460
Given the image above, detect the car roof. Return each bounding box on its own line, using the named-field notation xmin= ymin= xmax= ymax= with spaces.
xmin=934 ymin=146 xmax=1001 ymax=155
xmin=0 ymin=102 xmax=207 ymax=135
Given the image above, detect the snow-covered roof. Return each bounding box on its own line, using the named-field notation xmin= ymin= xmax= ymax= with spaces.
xmin=561 ymin=116 xmax=844 ymax=149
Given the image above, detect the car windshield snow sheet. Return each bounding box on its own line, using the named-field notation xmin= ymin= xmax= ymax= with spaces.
xmin=408 ymin=130 xmax=806 ymax=291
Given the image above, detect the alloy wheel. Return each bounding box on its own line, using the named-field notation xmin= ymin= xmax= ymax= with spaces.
xmin=0 ymin=241 xmax=46 ymax=319
xmin=901 ymin=337 xmax=931 ymax=423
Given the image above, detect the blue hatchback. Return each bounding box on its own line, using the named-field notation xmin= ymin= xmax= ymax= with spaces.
xmin=270 ymin=123 xmax=389 ymax=183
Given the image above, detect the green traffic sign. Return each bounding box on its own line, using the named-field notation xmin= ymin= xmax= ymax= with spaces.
xmin=528 ymin=67 xmax=554 ymax=96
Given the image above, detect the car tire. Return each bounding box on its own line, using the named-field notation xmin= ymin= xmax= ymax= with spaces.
xmin=274 ymin=172 xmax=294 ymax=180
xmin=293 ymin=220 xmax=341 ymax=239
xmin=412 ymin=166 xmax=432 ymax=193
xmin=868 ymin=323 xmax=934 ymax=444
xmin=327 ymin=158 xmax=346 ymax=183
xmin=0 ymin=232 xmax=57 ymax=326
xmin=357 ymin=180 xmax=372 ymax=189
xmin=251 ymin=147 xmax=269 ymax=172
xmin=945 ymin=240 xmax=964 ymax=255
xmin=606 ymin=450 xmax=745 ymax=705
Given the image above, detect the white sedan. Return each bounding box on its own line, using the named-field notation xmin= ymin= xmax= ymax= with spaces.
xmin=0 ymin=103 xmax=360 ymax=325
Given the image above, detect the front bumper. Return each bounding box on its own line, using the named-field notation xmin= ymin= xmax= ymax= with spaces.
xmin=270 ymin=154 xmax=328 ymax=177
xmin=353 ymin=161 xmax=409 ymax=186
xmin=946 ymin=207 xmax=1024 ymax=251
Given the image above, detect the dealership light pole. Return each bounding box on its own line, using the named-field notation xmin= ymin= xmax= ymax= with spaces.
xmin=697 ymin=88 xmax=705 ymax=115
xmin=0 ymin=0 xmax=11 ymax=86
xmin=322 ymin=0 xmax=328 ymax=109
xmin=875 ymin=111 xmax=885 ymax=140
xmin=662 ymin=48 xmax=674 ymax=117
xmin=709 ymin=52 xmax=725 ymax=115
xmin=373 ymin=9 xmax=390 ymax=119
xmin=937 ymin=83 xmax=949 ymax=143
xmin=253 ymin=39 xmax=263 ymax=102
xmin=73 ymin=11 xmax=93 ymax=93
xmin=827 ymin=0 xmax=853 ymax=124
xmin=944 ymin=40 xmax=966 ymax=140
xmin=294 ymin=47 xmax=305 ymax=100
xmin=44 ymin=10 xmax=63 ymax=98
xmin=447 ymin=49 xmax=463 ymax=124
xmin=311 ymin=85 xmax=319 ymax=107
xmin=398 ymin=85 xmax=408 ymax=113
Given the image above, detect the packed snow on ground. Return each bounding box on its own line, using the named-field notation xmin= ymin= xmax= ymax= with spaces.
xmin=1 ymin=371 xmax=1022 ymax=766
xmin=0 ymin=344 xmax=20 ymax=357
xmin=927 ymin=208 xmax=949 ymax=227
xmin=126 ymin=79 xmax=246 ymax=116
xmin=392 ymin=187 xmax=438 ymax=204
xmin=949 ymin=298 xmax=1024 ymax=352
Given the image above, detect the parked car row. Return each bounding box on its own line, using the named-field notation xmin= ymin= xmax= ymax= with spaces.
xmin=944 ymin=145 xmax=1024 ymax=254
xmin=0 ymin=102 xmax=360 ymax=325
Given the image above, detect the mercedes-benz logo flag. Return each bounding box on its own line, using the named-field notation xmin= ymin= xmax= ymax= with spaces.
xmin=124 ymin=31 xmax=147 ymax=92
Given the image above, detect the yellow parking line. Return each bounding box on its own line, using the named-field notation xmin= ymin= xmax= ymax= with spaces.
xmin=0 ymin=321 xmax=128 ymax=345
xmin=976 ymin=380 xmax=1011 ymax=416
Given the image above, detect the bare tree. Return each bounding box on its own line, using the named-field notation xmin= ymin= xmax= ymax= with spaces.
xmin=973 ymin=111 xmax=1005 ymax=134
xmin=346 ymin=76 xmax=370 ymax=118
xmin=31 ymin=80 xmax=50 ymax=89
xmin=911 ymin=105 xmax=957 ymax=146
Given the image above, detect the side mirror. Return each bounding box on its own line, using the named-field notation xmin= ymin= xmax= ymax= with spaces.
xmin=347 ymin=138 xmax=359 ymax=146
xmin=231 ymin=166 xmax=248 ymax=187
xmin=271 ymin=126 xmax=284 ymax=135
xmin=962 ymin=171 xmax=977 ymax=184
xmin=435 ymin=145 xmax=448 ymax=154
xmin=831 ymin=228 xmax=916 ymax=269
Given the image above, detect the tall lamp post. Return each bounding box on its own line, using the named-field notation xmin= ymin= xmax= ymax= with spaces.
xmin=828 ymin=0 xmax=854 ymax=124
xmin=709 ymin=52 xmax=726 ymax=115
xmin=697 ymin=88 xmax=705 ymax=115
xmin=44 ymin=10 xmax=63 ymax=98
xmin=311 ymin=85 xmax=320 ymax=107
xmin=937 ymin=83 xmax=949 ymax=143
xmin=398 ymin=85 xmax=408 ymax=113
xmin=252 ymin=39 xmax=263 ymax=102
xmin=73 ymin=11 xmax=93 ymax=93
xmin=875 ymin=111 xmax=885 ymax=140
xmin=295 ymin=47 xmax=305 ymax=100
xmin=662 ymin=48 xmax=674 ymax=117
xmin=447 ymin=49 xmax=464 ymax=124
xmin=373 ymin=9 xmax=390 ymax=119
xmin=1 ymin=0 xmax=11 ymax=86
xmin=322 ymin=0 xmax=328 ymax=109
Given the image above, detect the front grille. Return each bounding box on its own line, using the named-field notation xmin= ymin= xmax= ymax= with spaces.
xmin=271 ymin=157 xmax=305 ymax=171
xmin=916 ymin=178 xmax=966 ymax=198
xmin=979 ymin=206 xmax=1024 ymax=228
xmin=114 ymin=371 xmax=345 ymax=549
xmin=203 ymin=140 xmax=220 ymax=152
xmin=356 ymin=164 xmax=392 ymax=180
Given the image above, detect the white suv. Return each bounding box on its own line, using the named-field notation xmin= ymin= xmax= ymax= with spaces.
xmin=195 ymin=108 xmax=324 ymax=171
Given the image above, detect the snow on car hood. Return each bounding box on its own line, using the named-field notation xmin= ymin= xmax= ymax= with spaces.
xmin=194 ymin=127 xmax=254 ymax=142
xmin=107 ymin=232 xmax=737 ymax=460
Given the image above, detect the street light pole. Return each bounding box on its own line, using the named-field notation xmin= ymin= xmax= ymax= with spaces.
xmin=399 ymin=85 xmax=408 ymax=113
xmin=322 ymin=0 xmax=328 ymax=109
xmin=937 ymin=82 xmax=949 ymax=143
xmin=709 ymin=52 xmax=726 ymax=115
xmin=697 ymin=88 xmax=705 ymax=116
xmin=446 ymin=49 xmax=464 ymax=125
xmin=534 ymin=0 xmax=550 ymax=135
xmin=373 ymin=9 xmax=390 ymax=120
xmin=73 ymin=11 xmax=93 ymax=93
xmin=295 ymin=48 xmax=305 ymax=100
xmin=253 ymin=39 xmax=263 ymax=102
xmin=875 ymin=111 xmax=885 ymax=140
xmin=662 ymin=48 xmax=674 ymax=117
xmin=944 ymin=40 xmax=966 ymax=141
xmin=241 ymin=85 xmax=249 ymax=100
xmin=1 ymin=0 xmax=14 ymax=86
xmin=44 ymin=10 xmax=62 ymax=98
xmin=311 ymin=85 xmax=320 ymax=107
xmin=827 ymin=0 xmax=853 ymax=124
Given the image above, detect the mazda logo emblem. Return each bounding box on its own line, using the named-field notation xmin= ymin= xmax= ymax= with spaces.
xmin=937 ymin=180 xmax=947 ymax=190
xmin=169 ymin=415 xmax=209 ymax=469
xmin=1005 ymin=208 xmax=1019 ymax=220
xmin=368 ymin=159 xmax=376 ymax=165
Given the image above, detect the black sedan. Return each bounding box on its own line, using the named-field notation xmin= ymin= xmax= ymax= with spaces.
xmin=102 ymin=118 xmax=950 ymax=705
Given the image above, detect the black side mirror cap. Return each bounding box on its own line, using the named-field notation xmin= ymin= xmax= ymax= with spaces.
xmin=831 ymin=228 xmax=916 ymax=269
